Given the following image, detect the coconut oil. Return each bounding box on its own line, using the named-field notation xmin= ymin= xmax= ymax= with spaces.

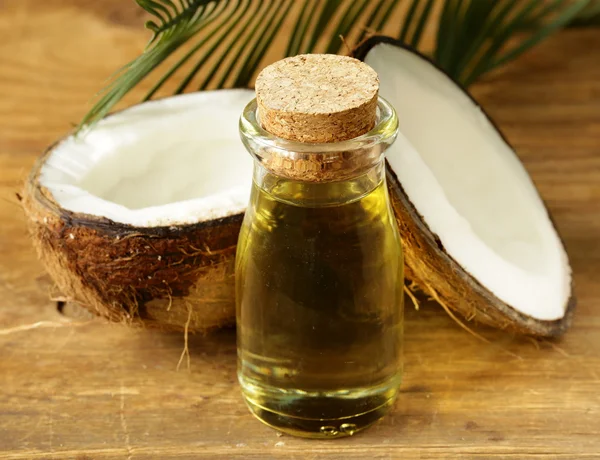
xmin=236 ymin=160 xmax=403 ymax=437
xmin=237 ymin=55 xmax=403 ymax=438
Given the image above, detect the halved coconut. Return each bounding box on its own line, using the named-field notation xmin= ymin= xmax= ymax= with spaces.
xmin=355 ymin=37 xmax=574 ymax=337
xmin=22 ymin=90 xmax=254 ymax=331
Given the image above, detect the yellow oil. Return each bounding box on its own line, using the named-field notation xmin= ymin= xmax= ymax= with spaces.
xmin=236 ymin=165 xmax=404 ymax=438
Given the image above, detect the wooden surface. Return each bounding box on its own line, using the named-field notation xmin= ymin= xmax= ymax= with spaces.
xmin=1 ymin=2 xmax=600 ymax=459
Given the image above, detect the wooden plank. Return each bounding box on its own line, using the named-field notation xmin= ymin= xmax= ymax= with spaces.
xmin=0 ymin=1 xmax=599 ymax=458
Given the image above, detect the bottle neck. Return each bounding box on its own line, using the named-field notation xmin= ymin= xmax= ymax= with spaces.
xmin=252 ymin=160 xmax=385 ymax=208
xmin=240 ymin=97 xmax=399 ymax=188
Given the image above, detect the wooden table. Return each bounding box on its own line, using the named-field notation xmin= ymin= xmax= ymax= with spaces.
xmin=1 ymin=2 xmax=600 ymax=459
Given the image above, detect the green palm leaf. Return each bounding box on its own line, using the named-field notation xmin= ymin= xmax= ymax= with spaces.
xmin=569 ymin=0 xmax=600 ymax=26
xmin=79 ymin=0 xmax=590 ymax=130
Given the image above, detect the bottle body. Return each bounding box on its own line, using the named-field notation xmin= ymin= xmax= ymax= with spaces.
xmin=236 ymin=159 xmax=404 ymax=438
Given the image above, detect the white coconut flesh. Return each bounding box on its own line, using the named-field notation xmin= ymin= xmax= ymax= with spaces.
xmin=37 ymin=56 xmax=570 ymax=325
xmin=40 ymin=89 xmax=254 ymax=228
xmin=365 ymin=44 xmax=571 ymax=322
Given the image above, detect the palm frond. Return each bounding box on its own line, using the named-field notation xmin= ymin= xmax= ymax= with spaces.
xmin=436 ymin=0 xmax=591 ymax=87
xmin=569 ymin=0 xmax=600 ymax=26
xmin=80 ymin=0 xmax=590 ymax=130
xmin=79 ymin=0 xmax=221 ymax=128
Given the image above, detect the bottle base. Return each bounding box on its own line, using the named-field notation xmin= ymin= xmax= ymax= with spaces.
xmin=239 ymin=374 xmax=401 ymax=439
xmin=243 ymin=395 xmax=395 ymax=439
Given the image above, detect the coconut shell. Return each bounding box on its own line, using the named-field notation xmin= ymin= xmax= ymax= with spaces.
xmin=22 ymin=144 xmax=243 ymax=332
xmin=387 ymin=168 xmax=575 ymax=337
xmin=354 ymin=37 xmax=575 ymax=337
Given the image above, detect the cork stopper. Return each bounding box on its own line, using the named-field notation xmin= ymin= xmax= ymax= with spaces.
xmin=255 ymin=54 xmax=379 ymax=143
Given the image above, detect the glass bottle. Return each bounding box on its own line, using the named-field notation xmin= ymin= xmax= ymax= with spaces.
xmin=236 ymin=93 xmax=403 ymax=438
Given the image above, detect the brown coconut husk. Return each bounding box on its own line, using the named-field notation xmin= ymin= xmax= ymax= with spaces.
xmin=22 ymin=144 xmax=243 ymax=332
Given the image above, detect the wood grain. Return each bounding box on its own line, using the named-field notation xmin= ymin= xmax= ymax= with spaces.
xmin=0 ymin=1 xmax=599 ymax=459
